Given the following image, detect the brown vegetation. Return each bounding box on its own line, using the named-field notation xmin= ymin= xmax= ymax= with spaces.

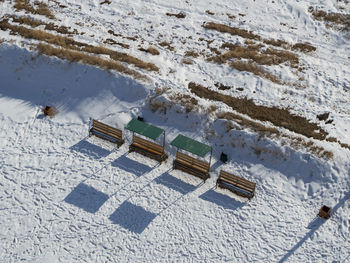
xmin=202 ymin=22 xmax=261 ymax=40
xmin=100 ymin=0 xmax=111 ymax=5
xmin=9 ymin=15 xmax=77 ymax=35
xmin=230 ymin=60 xmax=282 ymax=84
xmin=169 ymin=93 xmax=198 ymax=113
xmin=263 ymin=38 xmax=290 ymax=48
xmin=139 ymin=46 xmax=160 ymax=55
xmin=0 ymin=20 xmax=158 ymax=72
xmin=310 ymin=7 xmax=350 ymax=31
xmin=35 ymin=2 xmax=55 ymax=19
xmin=226 ymin=13 xmax=236 ymax=19
xmin=82 ymin=45 xmax=159 ymax=71
xmin=182 ymin=58 xmax=193 ymax=64
xmin=213 ymin=43 xmax=299 ymax=67
xmin=184 ymin=50 xmax=199 ymax=58
xmin=104 ymin=38 xmax=129 ymax=48
xmin=205 ymin=10 xmax=214 ymax=15
xmin=107 ymin=29 xmax=137 ymax=41
xmin=214 ymin=83 xmax=232 ymax=90
xmin=220 ymin=111 xmax=333 ymax=159
xmin=166 ymin=12 xmax=186 ymax=18
xmin=37 ymin=43 xmax=146 ymax=80
xmin=292 ymin=43 xmax=317 ymax=53
xmin=14 ymin=0 xmax=55 ymax=19
xmin=188 ymin=82 xmax=328 ymax=140
xmin=159 ymin=41 xmax=175 ymax=51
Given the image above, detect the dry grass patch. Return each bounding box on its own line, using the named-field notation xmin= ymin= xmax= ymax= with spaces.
xmin=37 ymin=43 xmax=146 ymax=80
xmin=214 ymin=83 xmax=232 ymax=90
xmin=202 ymin=22 xmax=261 ymax=40
xmin=82 ymin=46 xmax=159 ymax=72
xmin=205 ymin=10 xmax=215 ymax=15
xmin=166 ymin=12 xmax=186 ymax=18
xmin=217 ymin=43 xmax=299 ymax=67
xmin=263 ymin=38 xmax=290 ymax=48
xmin=100 ymin=0 xmax=111 ymax=5
xmin=107 ymin=29 xmax=137 ymax=41
xmin=226 ymin=13 xmax=236 ymax=19
xmin=188 ymin=82 xmax=328 ymax=140
xmin=184 ymin=50 xmax=199 ymax=58
xmin=310 ymin=7 xmax=350 ymax=31
xmin=292 ymin=43 xmax=316 ymax=53
xmin=103 ymin=38 xmax=129 ymax=48
xmin=182 ymin=58 xmax=193 ymax=64
xmin=0 ymin=20 xmax=158 ymax=72
xmin=14 ymin=0 xmax=36 ymax=14
xmin=159 ymin=41 xmax=175 ymax=51
xmin=230 ymin=60 xmax=282 ymax=84
xmin=217 ymin=111 xmax=333 ymax=159
xmin=15 ymin=0 xmax=55 ymax=19
xmin=139 ymin=46 xmax=160 ymax=55
xmin=9 ymin=15 xmax=77 ymax=35
xmin=169 ymin=93 xmax=198 ymax=113
xmin=35 ymin=2 xmax=55 ymax=19
xmin=0 ymin=19 xmax=83 ymax=48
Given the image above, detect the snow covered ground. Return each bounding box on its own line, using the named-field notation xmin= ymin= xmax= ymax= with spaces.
xmin=1 ymin=0 xmax=350 ymax=262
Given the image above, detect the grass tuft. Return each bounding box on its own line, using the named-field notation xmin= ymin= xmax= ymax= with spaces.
xmin=166 ymin=12 xmax=186 ymax=18
xmin=188 ymin=82 xmax=328 ymax=140
xmin=0 ymin=20 xmax=158 ymax=72
xmin=14 ymin=0 xmax=55 ymax=19
xmin=37 ymin=43 xmax=147 ymax=80
xmin=202 ymin=22 xmax=261 ymax=40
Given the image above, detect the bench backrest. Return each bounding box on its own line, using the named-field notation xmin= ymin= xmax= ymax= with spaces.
xmin=132 ymin=135 xmax=164 ymax=153
xmin=219 ymin=170 xmax=256 ymax=192
xmin=92 ymin=119 xmax=122 ymax=138
xmin=176 ymin=152 xmax=210 ymax=172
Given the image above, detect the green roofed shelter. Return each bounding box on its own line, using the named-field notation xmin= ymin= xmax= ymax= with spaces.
xmin=171 ymin=134 xmax=212 ymax=158
xmin=125 ymin=118 xmax=165 ymax=144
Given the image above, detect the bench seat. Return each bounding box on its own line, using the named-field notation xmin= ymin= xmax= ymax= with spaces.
xmin=173 ymin=152 xmax=210 ymax=181
xmin=89 ymin=119 xmax=124 ymax=147
xmin=217 ymin=170 xmax=256 ymax=199
xmin=129 ymin=135 xmax=167 ymax=162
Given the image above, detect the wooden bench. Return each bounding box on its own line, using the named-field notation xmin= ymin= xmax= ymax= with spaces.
xmin=129 ymin=135 xmax=168 ymax=162
xmin=217 ymin=170 xmax=256 ymax=199
xmin=173 ymin=152 xmax=210 ymax=181
xmin=89 ymin=119 xmax=124 ymax=147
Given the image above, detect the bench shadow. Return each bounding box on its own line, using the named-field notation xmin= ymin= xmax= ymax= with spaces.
xmin=278 ymin=192 xmax=350 ymax=263
xmin=109 ymin=201 xmax=157 ymax=234
xmin=111 ymin=154 xmax=153 ymax=177
xmin=70 ymin=138 xmax=111 ymax=159
xmin=64 ymin=183 xmax=109 ymax=213
xmin=199 ymin=189 xmax=245 ymax=211
xmin=154 ymin=172 xmax=197 ymax=194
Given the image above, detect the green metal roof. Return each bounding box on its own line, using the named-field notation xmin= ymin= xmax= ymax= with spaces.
xmin=125 ymin=118 xmax=164 ymax=140
xmin=171 ymin=134 xmax=211 ymax=157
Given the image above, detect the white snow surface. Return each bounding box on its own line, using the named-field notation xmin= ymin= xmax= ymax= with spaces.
xmin=1 ymin=0 xmax=350 ymax=262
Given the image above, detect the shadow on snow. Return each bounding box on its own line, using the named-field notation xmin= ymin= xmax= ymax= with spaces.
xmin=278 ymin=192 xmax=350 ymax=263
xmin=199 ymin=189 xmax=245 ymax=211
xmin=109 ymin=201 xmax=157 ymax=234
xmin=154 ymin=172 xmax=197 ymax=195
xmin=70 ymin=138 xmax=111 ymax=159
xmin=111 ymin=154 xmax=153 ymax=177
xmin=64 ymin=183 xmax=109 ymax=213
